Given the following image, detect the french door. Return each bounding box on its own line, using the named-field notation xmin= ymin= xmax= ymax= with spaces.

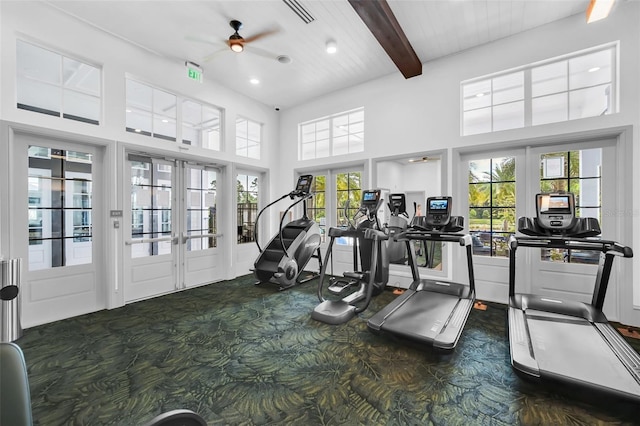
xmin=123 ymin=154 xmax=222 ymax=302
xmin=461 ymin=138 xmax=623 ymax=320
xmin=525 ymin=140 xmax=619 ymax=314
xmin=12 ymin=131 xmax=105 ymax=327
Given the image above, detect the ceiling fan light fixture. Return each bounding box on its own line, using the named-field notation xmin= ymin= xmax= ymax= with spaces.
xmin=586 ymin=0 xmax=615 ymax=23
xmin=229 ymin=36 xmax=244 ymax=53
xmin=326 ymin=40 xmax=337 ymax=54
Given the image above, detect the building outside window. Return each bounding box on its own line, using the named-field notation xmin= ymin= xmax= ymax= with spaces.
xmin=539 ymin=149 xmax=602 ymax=264
xmin=462 ymin=43 xmax=617 ymax=136
xmin=299 ymin=107 xmax=364 ymax=160
xmin=182 ymin=99 xmax=222 ymax=150
xmin=126 ymin=79 xmax=177 ymax=141
xmin=468 ymin=157 xmax=516 ymax=257
xmin=336 ymin=171 xmax=362 ymax=228
xmin=237 ymin=174 xmax=259 ymax=244
xmin=186 ymin=167 xmax=218 ymax=250
xmin=236 ymin=118 xmax=261 ymax=159
xmin=130 ymin=157 xmax=173 ymax=258
xmin=17 ymin=40 xmax=101 ymax=125
xmin=306 ymin=175 xmax=326 ymax=242
xmin=28 ymin=146 xmax=94 ymax=270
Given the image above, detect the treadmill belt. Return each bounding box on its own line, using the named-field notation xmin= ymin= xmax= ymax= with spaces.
xmin=526 ymin=310 xmax=640 ymax=396
xmin=379 ymin=291 xmax=459 ymax=342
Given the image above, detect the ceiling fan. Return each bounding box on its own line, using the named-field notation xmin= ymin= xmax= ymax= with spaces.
xmin=192 ymin=20 xmax=280 ymax=63
xmin=227 ymin=19 xmax=277 ymax=53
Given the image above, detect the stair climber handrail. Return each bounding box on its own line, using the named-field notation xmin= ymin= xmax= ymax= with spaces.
xmin=254 ymin=193 xmax=291 ymax=253
xmin=278 ymin=193 xmax=313 ymax=257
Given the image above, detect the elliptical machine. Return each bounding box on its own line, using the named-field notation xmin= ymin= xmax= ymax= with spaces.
xmin=312 ymin=189 xmax=389 ymax=325
xmin=386 ymin=193 xmax=409 ymax=264
xmin=253 ymin=175 xmax=322 ymax=291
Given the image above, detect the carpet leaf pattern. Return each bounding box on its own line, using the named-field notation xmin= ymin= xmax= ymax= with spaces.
xmin=16 ymin=274 xmax=640 ymax=425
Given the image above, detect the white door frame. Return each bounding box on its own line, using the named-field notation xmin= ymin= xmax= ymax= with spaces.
xmin=10 ymin=129 xmax=106 ymax=327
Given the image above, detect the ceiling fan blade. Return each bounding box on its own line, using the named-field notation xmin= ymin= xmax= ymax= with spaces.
xmin=244 ymin=45 xmax=279 ymax=60
xmin=185 ymin=35 xmax=222 ymax=46
xmin=203 ymin=48 xmax=229 ymax=62
xmin=242 ymin=27 xmax=279 ymax=44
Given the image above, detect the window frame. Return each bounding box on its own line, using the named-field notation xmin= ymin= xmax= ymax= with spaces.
xmin=298 ymin=107 xmax=365 ymax=160
xmin=461 ymin=42 xmax=618 ymax=136
xmin=17 ymin=39 xmax=102 ymax=125
xmin=235 ymin=117 xmax=262 ymax=159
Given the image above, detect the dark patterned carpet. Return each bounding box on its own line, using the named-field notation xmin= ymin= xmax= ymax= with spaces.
xmin=16 ymin=275 xmax=640 ymax=425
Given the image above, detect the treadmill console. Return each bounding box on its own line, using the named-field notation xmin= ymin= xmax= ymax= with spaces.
xmin=536 ymin=193 xmax=575 ymax=231
xmin=292 ymin=174 xmax=314 ymax=197
xmin=425 ymin=196 xmax=452 ymax=228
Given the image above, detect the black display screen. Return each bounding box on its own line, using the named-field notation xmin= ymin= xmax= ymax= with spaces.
xmin=540 ymin=195 xmax=571 ymax=213
xmin=429 ymin=199 xmax=448 ymax=211
xmin=295 ymin=175 xmax=313 ymax=192
xmin=363 ymin=191 xmax=378 ymax=202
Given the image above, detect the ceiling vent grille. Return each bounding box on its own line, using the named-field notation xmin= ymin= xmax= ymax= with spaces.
xmin=282 ymin=0 xmax=315 ymax=24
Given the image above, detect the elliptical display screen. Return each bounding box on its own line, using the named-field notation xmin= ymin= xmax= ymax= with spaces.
xmin=362 ymin=189 xmax=381 ymax=207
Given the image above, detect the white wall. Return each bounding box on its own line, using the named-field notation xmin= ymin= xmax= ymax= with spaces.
xmin=0 ymin=2 xmax=279 ymax=311
xmin=277 ymin=2 xmax=640 ymax=322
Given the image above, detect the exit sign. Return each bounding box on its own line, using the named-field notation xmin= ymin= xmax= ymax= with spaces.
xmin=186 ymin=65 xmax=203 ymax=83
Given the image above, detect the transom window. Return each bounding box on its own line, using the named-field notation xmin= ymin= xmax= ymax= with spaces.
xmin=126 ymin=79 xmax=177 ymax=141
xmin=236 ymin=118 xmax=261 ymax=159
xmin=182 ymin=100 xmax=222 ymax=150
xmin=462 ymin=43 xmax=617 ymax=136
xmin=468 ymin=157 xmax=516 ymax=257
xmin=299 ymin=107 xmax=365 ymax=160
xmin=17 ymin=40 xmax=101 ymax=125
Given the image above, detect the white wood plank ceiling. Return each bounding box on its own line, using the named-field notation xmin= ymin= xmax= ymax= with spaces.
xmin=42 ymin=0 xmax=590 ymax=109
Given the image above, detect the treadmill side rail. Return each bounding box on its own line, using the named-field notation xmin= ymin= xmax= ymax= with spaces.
xmin=595 ymin=322 xmax=640 ymax=384
xmin=433 ymin=296 xmax=474 ymax=350
xmin=508 ymin=307 xmax=540 ymax=378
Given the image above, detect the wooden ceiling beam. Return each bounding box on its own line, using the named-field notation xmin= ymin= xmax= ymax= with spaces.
xmin=348 ymin=0 xmax=422 ymax=79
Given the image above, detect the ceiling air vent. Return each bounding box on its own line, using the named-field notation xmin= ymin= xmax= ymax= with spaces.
xmin=282 ymin=0 xmax=315 ymax=24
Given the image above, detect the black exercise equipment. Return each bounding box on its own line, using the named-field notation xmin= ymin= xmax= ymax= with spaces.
xmin=312 ymin=189 xmax=389 ymax=325
xmin=368 ymin=196 xmax=476 ymax=351
xmin=386 ymin=193 xmax=409 ymax=264
xmin=508 ymin=192 xmax=640 ymax=402
xmin=253 ymin=175 xmax=322 ymax=291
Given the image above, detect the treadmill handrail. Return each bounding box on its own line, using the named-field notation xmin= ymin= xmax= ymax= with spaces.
xmin=508 ymin=234 xmax=633 ymax=257
xmin=396 ymin=229 xmax=471 ymax=246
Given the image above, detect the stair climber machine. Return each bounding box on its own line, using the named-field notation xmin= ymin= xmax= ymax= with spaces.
xmin=367 ymin=196 xmax=476 ymax=351
xmin=386 ymin=193 xmax=409 ymax=264
xmin=508 ymin=192 xmax=640 ymax=402
xmin=253 ymin=175 xmax=322 ymax=291
xmin=312 ymin=189 xmax=389 ymax=325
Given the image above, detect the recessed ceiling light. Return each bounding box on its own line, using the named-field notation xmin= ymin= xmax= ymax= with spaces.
xmin=326 ymin=40 xmax=337 ymax=54
xmin=476 ymin=93 xmax=485 ymax=98
xmin=134 ymin=128 xmax=141 ymax=133
xmin=250 ymin=78 xmax=260 ymax=85
xmin=588 ymin=67 xmax=601 ymax=73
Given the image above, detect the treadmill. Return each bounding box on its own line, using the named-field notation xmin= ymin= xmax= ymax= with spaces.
xmin=508 ymin=192 xmax=640 ymax=402
xmin=367 ymin=196 xmax=476 ymax=351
